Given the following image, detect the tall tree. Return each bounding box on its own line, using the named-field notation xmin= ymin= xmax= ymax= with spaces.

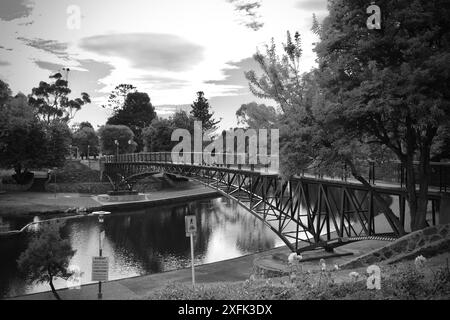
xmin=245 ymin=31 xmax=304 ymax=114
xmin=98 ymin=124 xmax=137 ymax=155
xmin=245 ymin=31 xmax=406 ymax=235
xmin=0 ymin=92 xmax=47 ymax=180
xmin=171 ymin=110 xmax=196 ymax=133
xmin=236 ymin=102 xmax=278 ymax=128
xmin=28 ymin=73 xmax=91 ymax=123
xmin=17 ymin=221 xmax=76 ymax=300
xmin=313 ymin=0 xmax=450 ymax=231
xmin=72 ymin=125 xmax=99 ymax=159
xmin=107 ymin=91 xmax=156 ymax=151
xmin=0 ymin=79 xmax=11 ymax=106
xmin=142 ymin=111 xmax=195 ymax=152
xmin=44 ymin=120 xmax=72 ymax=168
xmin=102 ymin=84 xmax=136 ymax=112
xmin=143 ymin=118 xmax=175 ymax=152
xmin=190 ymin=91 xmax=220 ymax=133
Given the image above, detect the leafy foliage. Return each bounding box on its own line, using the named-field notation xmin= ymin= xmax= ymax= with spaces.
xmin=190 ymin=91 xmax=220 ymax=132
xmin=312 ymin=0 xmax=450 ymax=230
xmin=28 ymin=73 xmax=91 ymax=123
xmin=107 ymin=91 xmax=156 ymax=151
xmin=98 ymin=124 xmax=137 ymax=155
xmin=236 ymin=102 xmax=278 ymax=128
xmin=72 ymin=125 xmax=99 ymax=158
xmin=0 ymin=90 xmax=71 ymax=175
xmin=143 ymin=118 xmax=175 ymax=152
xmin=17 ymin=221 xmax=76 ymax=300
xmin=143 ymin=111 xmax=196 ymax=152
xmin=102 ymin=84 xmax=136 ymax=112
xmin=145 ymin=258 xmax=450 ymax=300
xmin=245 ymin=31 xmax=304 ymax=114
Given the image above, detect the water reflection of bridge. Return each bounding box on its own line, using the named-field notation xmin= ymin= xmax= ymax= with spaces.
xmin=101 ymin=153 xmax=449 ymax=254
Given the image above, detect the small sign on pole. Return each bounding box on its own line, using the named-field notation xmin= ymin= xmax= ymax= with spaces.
xmin=92 ymin=256 xmax=109 ymax=282
xmin=185 ymin=215 xmax=197 ymax=287
xmin=185 ymin=215 xmax=197 ymax=236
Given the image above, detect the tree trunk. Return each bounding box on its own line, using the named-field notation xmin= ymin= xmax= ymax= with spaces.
xmin=49 ymin=277 xmax=61 ymax=300
xmin=404 ymin=143 xmax=432 ymax=231
xmin=404 ymin=154 xmax=419 ymax=231
xmin=414 ymin=143 xmax=432 ymax=230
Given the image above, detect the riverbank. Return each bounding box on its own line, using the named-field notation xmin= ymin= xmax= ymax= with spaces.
xmin=8 ymin=240 xmax=388 ymax=300
xmin=9 ymin=239 xmax=449 ymax=300
xmin=0 ymin=183 xmax=219 ymax=217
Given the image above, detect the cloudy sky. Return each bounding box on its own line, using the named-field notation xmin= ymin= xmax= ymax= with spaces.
xmin=0 ymin=0 xmax=328 ymax=130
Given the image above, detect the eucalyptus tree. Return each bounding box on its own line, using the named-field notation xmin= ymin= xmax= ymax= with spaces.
xmin=28 ymin=73 xmax=91 ymax=124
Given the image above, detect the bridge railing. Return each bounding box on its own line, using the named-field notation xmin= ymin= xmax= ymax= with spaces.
xmin=101 ymin=152 xmax=450 ymax=192
xmin=102 ymin=152 xmax=280 ymax=172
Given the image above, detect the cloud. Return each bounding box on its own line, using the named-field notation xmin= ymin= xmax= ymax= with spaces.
xmin=79 ymin=33 xmax=204 ymax=72
xmin=132 ymin=74 xmax=189 ymax=91
xmin=33 ymin=60 xmax=62 ymax=72
xmin=0 ymin=0 xmax=34 ymax=21
xmin=34 ymin=59 xmax=114 ymax=99
xmin=0 ymin=45 xmax=13 ymax=51
xmin=227 ymin=0 xmax=264 ymax=31
xmin=154 ymin=104 xmax=191 ymax=118
xmin=295 ymin=0 xmax=327 ymax=12
xmin=18 ymin=37 xmax=69 ymax=59
xmin=205 ymin=57 xmax=260 ymax=94
xmin=0 ymin=61 xmax=11 ymax=66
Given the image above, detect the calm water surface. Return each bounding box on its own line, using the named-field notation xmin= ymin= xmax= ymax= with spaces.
xmin=0 ymin=197 xmax=284 ymax=298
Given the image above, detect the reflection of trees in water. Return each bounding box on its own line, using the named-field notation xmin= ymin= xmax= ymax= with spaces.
xmin=104 ymin=205 xmax=190 ymax=274
xmin=199 ymin=198 xmax=277 ymax=253
xmin=0 ymin=234 xmax=29 ymax=298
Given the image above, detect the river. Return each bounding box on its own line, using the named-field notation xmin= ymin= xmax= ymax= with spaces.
xmin=0 ymin=196 xmax=284 ymax=298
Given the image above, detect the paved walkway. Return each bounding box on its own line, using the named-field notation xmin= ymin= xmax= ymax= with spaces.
xmin=9 ymin=240 xmax=388 ymax=300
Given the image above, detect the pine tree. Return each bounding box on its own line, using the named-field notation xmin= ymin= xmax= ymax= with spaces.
xmin=190 ymin=91 xmax=220 ymax=132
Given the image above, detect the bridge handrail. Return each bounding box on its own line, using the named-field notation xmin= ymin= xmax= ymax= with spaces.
xmin=100 ymin=152 xmax=450 ymax=192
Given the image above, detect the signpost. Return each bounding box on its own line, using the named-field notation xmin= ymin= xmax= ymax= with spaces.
xmin=185 ymin=215 xmax=197 ymax=287
xmin=92 ymin=256 xmax=109 ymax=282
xmin=92 ymin=211 xmax=110 ymax=299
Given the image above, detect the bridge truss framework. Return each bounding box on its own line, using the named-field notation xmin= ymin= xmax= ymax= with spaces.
xmin=103 ymin=160 xmax=442 ymax=254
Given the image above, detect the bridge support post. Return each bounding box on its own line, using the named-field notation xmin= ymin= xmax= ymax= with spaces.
xmin=439 ymin=193 xmax=450 ymax=225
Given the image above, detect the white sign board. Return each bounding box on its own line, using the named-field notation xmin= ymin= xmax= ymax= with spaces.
xmin=185 ymin=215 xmax=197 ymax=237
xmin=91 ymin=256 xmax=109 ymax=282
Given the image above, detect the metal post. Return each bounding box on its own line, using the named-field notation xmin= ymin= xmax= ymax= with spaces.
xmin=98 ymin=227 xmax=102 ymax=300
xmin=190 ymin=233 xmax=195 ymax=288
xmin=54 ymin=169 xmax=57 ymax=198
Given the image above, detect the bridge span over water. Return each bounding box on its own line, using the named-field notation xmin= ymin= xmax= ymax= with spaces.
xmin=101 ymin=152 xmax=450 ymax=253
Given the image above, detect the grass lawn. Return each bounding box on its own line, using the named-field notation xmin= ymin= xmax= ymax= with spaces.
xmin=144 ymin=253 xmax=450 ymax=300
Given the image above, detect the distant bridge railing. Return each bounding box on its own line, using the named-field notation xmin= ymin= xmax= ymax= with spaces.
xmin=101 ymin=152 xmax=450 ymax=193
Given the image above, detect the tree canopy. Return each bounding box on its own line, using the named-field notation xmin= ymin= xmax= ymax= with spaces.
xmin=236 ymin=102 xmax=278 ymax=129
xmin=28 ymin=73 xmax=91 ymax=123
xmin=107 ymin=91 xmax=156 ymax=152
xmin=190 ymin=91 xmax=220 ymax=133
xmin=17 ymin=221 xmax=76 ymax=300
xmin=312 ymin=0 xmax=450 ymax=230
xmin=0 ymin=86 xmax=72 ymax=176
xmin=72 ymin=125 xmax=99 ymax=158
xmin=98 ymin=124 xmax=137 ymax=155
xmin=143 ymin=111 xmax=196 ymax=152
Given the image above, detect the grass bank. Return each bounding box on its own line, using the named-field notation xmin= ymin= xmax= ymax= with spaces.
xmin=144 ymin=253 xmax=450 ymax=300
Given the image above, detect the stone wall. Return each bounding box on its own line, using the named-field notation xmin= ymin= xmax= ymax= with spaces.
xmin=341 ymin=223 xmax=450 ymax=269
